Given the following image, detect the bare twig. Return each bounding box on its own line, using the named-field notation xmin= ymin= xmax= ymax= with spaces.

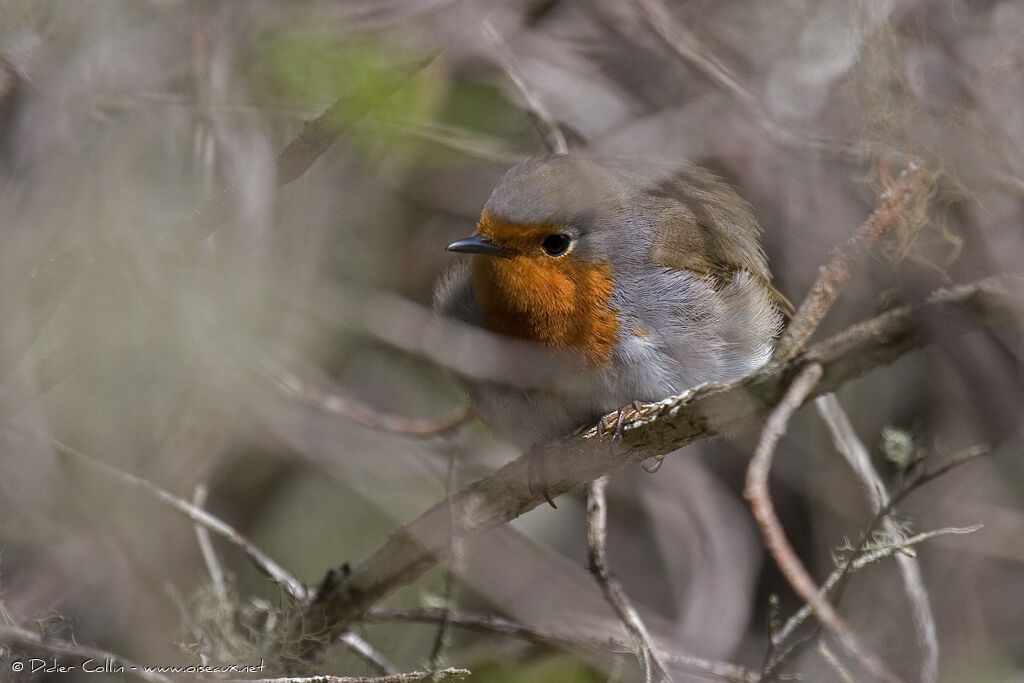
xmin=428 ymin=456 xmax=461 ymax=675
xmin=586 ymin=475 xmax=672 ymax=682
xmin=284 ymin=274 xmax=1021 ymax=656
xmin=770 ymin=524 xmax=983 ymax=654
xmin=774 ymin=162 xmax=933 ymax=361
xmin=264 ymin=361 xmax=474 ymax=437
xmin=339 ymin=633 xmax=397 ymax=677
xmin=629 ymin=0 xmax=876 ymax=160
xmin=744 ymin=362 xmax=903 ymax=683
xmin=481 ymin=19 xmax=569 ymax=155
xmin=366 ymin=115 xmax=526 ymax=164
xmin=816 ymin=394 xmax=938 ymax=683
xmin=365 ymin=607 xmax=758 ymax=682
xmin=193 ymin=484 xmax=231 ymax=609
xmin=818 ymin=641 xmax=857 ymax=683
xmin=38 ymin=437 xmax=307 ymax=601
xmin=0 ymin=623 xmax=172 ymax=683
xmin=180 ymin=53 xmax=435 ymax=243
xmin=763 ymin=442 xmax=989 ymax=677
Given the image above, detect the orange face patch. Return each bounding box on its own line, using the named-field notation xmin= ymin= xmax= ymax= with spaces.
xmin=471 ymin=212 xmax=619 ymax=366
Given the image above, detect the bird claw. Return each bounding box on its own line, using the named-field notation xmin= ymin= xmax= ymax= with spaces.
xmin=601 ymin=401 xmax=645 ymax=444
xmin=641 ymin=454 xmax=665 ymax=473
xmin=527 ymin=449 xmax=557 ymax=509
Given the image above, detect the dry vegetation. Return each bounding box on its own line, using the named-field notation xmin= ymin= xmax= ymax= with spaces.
xmin=1 ymin=1 xmax=1023 ymax=682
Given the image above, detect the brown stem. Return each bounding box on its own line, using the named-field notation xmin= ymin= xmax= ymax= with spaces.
xmin=284 ymin=274 xmax=1022 ymax=660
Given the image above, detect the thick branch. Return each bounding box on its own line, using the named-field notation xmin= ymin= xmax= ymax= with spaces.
xmin=286 ymin=274 xmax=1022 ymax=655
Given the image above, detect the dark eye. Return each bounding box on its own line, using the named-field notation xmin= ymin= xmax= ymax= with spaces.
xmin=541 ymin=233 xmax=571 ymax=256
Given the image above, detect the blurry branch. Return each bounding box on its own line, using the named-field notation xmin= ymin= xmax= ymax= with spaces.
xmin=181 ymin=53 xmax=434 ymax=242
xmin=301 ymin=284 xmax=589 ymax=389
xmin=262 ymin=360 xmax=474 ymax=437
xmin=482 ymin=19 xmax=569 ymax=155
xmin=0 ymin=623 xmax=172 ymax=683
xmin=190 ymin=482 xmax=246 ymax=664
xmin=38 ymin=436 xmax=307 ymax=601
xmin=743 ymin=363 xmax=903 ymax=683
xmin=586 ymin=475 xmax=671 ymax=683
xmin=774 ymin=161 xmax=933 ymax=362
xmin=992 ymin=172 xmax=1024 ymax=199
xmin=817 ymin=642 xmax=856 ymax=683
xmin=427 ymin=457 xmax=461 ymax=674
xmin=816 ymin=395 xmax=938 ymax=683
xmin=766 ymin=524 xmax=982 ymax=679
xmin=283 ymin=273 xmax=1023 ymax=656
xmin=193 ymin=484 xmax=232 ymax=610
xmin=365 ymin=607 xmax=759 ymax=682
xmin=365 ymin=115 xmax=526 ymax=163
xmin=220 ymin=671 xmax=469 ymax=683
xmin=764 ymin=444 xmax=989 ymax=679
xmin=629 ymin=0 xmax=875 ymax=160
xmin=338 ymin=633 xmax=397 ymax=677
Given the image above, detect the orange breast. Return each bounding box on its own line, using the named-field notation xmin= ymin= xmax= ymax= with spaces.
xmin=471 ymin=250 xmax=619 ymax=367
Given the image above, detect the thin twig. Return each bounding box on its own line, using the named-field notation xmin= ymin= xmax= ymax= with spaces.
xmin=284 ymin=274 xmax=1022 ymax=655
xmin=629 ymin=0 xmax=876 ymax=161
xmin=481 ymin=19 xmax=569 ymax=155
xmin=193 ymin=484 xmax=231 ymax=609
xmin=744 ymin=362 xmax=903 ymax=683
xmin=770 ymin=524 xmax=983 ymax=652
xmin=365 ymin=608 xmax=758 ymax=682
xmin=339 ymin=633 xmax=397 ymax=677
xmin=0 ymin=623 xmax=172 ymax=683
xmin=774 ymin=162 xmax=933 ymax=361
xmin=428 ymin=456 xmax=461 ymax=675
xmin=818 ymin=641 xmax=857 ymax=683
xmin=816 ymin=394 xmax=939 ymax=683
xmin=366 ymin=115 xmax=526 ymax=164
xmin=763 ymin=442 xmax=988 ymax=678
xmin=39 ymin=436 xmax=307 ymax=601
xmin=264 ymin=361 xmax=474 ymax=437
xmin=586 ymin=475 xmax=672 ymax=682
xmin=180 ymin=53 xmax=435 ymax=243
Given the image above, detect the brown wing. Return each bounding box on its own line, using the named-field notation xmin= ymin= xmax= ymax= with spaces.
xmin=642 ymin=166 xmax=793 ymax=316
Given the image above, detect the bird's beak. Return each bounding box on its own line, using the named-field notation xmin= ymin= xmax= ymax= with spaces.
xmin=446 ymin=234 xmax=507 ymax=256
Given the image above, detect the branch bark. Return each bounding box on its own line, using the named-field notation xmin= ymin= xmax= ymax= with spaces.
xmin=284 ymin=273 xmax=1022 ymax=657
xmin=744 ymin=364 xmax=902 ymax=683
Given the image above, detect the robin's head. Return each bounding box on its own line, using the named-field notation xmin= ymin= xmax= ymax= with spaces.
xmin=447 ymin=155 xmax=623 ymax=366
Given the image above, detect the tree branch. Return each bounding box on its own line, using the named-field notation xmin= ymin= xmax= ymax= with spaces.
xmin=284 ymin=273 xmax=1022 ymax=657
xmin=586 ymin=475 xmax=671 ymax=682
xmin=0 ymin=623 xmax=172 ymax=683
xmin=774 ymin=161 xmax=934 ymax=361
xmin=816 ymin=394 xmax=939 ymax=683
xmin=365 ymin=607 xmax=758 ymax=682
xmin=744 ymin=363 xmax=902 ymax=683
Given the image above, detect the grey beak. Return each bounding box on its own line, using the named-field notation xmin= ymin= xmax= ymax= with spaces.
xmin=446 ymin=235 xmax=507 ymax=256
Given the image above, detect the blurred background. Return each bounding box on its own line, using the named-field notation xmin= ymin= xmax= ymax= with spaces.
xmin=0 ymin=0 xmax=1022 ymax=681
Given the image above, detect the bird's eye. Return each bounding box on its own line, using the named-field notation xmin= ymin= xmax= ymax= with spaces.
xmin=541 ymin=233 xmax=571 ymax=256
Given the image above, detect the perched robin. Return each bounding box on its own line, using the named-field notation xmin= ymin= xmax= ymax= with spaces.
xmin=434 ymin=153 xmax=791 ymax=448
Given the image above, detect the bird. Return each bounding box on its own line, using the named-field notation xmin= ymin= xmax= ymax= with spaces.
xmin=434 ymin=153 xmax=791 ymax=449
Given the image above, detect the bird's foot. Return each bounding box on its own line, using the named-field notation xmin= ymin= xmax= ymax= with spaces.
xmin=599 ymin=401 xmax=644 ymax=443
xmin=526 ymin=448 xmax=557 ymax=509
xmin=640 ymin=454 xmax=665 ymax=473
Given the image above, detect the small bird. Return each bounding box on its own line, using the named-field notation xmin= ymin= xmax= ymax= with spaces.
xmin=434 ymin=154 xmax=790 ymax=448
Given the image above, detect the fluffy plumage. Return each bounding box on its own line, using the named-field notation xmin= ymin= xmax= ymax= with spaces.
xmin=434 ymin=154 xmax=786 ymax=447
